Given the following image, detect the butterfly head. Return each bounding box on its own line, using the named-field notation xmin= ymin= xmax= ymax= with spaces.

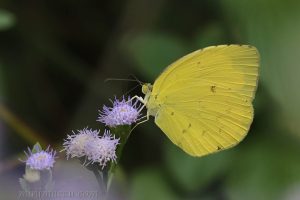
xmin=142 ymin=83 xmax=153 ymax=95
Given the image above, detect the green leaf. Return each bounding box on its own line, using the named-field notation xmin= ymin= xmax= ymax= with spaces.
xmin=130 ymin=168 xmax=179 ymax=200
xmin=0 ymin=9 xmax=16 ymax=31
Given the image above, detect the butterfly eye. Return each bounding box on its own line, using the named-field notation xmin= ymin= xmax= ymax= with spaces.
xmin=142 ymin=83 xmax=152 ymax=94
xmin=141 ymin=85 xmax=147 ymax=94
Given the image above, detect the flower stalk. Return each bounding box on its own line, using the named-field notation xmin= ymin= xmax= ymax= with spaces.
xmin=107 ymin=125 xmax=131 ymax=188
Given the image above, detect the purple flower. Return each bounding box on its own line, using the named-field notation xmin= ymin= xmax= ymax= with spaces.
xmin=63 ymin=127 xmax=99 ymax=159
xmin=84 ymin=130 xmax=119 ymax=169
xmin=98 ymin=96 xmax=141 ymax=127
xmin=24 ymin=146 xmax=56 ymax=170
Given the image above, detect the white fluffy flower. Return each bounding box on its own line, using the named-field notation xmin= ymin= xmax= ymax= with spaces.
xmin=63 ymin=128 xmax=99 ymax=159
xmin=84 ymin=130 xmax=119 ymax=169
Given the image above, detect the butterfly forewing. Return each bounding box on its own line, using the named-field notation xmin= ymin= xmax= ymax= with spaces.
xmin=149 ymin=45 xmax=259 ymax=156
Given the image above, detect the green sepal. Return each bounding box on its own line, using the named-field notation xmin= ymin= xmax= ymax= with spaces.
xmin=31 ymin=142 xmax=42 ymax=153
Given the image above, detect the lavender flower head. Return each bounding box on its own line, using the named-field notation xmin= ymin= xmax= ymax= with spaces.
xmin=85 ymin=130 xmax=119 ymax=169
xmin=98 ymin=96 xmax=141 ymax=127
xmin=24 ymin=146 xmax=56 ymax=170
xmin=63 ymin=127 xmax=99 ymax=159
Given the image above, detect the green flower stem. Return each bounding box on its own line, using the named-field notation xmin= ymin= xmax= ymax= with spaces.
xmin=107 ymin=125 xmax=131 ymax=190
xmin=80 ymin=158 xmax=106 ymax=196
xmin=91 ymin=167 xmax=106 ymax=195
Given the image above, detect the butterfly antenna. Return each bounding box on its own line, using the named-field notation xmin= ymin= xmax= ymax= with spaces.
xmin=128 ymin=74 xmax=144 ymax=86
xmin=104 ymin=75 xmax=144 ymax=96
xmin=123 ymin=84 xmax=140 ymax=96
xmin=121 ymin=74 xmax=144 ymax=96
xmin=104 ymin=78 xmax=140 ymax=83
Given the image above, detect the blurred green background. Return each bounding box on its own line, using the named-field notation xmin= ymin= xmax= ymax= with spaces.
xmin=1 ymin=0 xmax=300 ymax=199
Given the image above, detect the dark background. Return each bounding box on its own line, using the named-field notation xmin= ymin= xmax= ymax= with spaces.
xmin=1 ymin=0 xmax=300 ymax=199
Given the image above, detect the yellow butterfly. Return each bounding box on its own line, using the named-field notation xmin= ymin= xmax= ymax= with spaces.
xmin=135 ymin=45 xmax=259 ymax=157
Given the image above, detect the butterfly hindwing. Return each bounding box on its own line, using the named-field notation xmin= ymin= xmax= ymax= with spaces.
xmin=150 ymin=45 xmax=259 ymax=156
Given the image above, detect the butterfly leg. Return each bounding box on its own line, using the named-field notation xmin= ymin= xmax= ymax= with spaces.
xmin=126 ymin=95 xmax=146 ymax=113
xmin=137 ymin=103 xmax=146 ymax=113
xmin=129 ymin=95 xmax=146 ymax=105
xmin=129 ymin=112 xmax=150 ymax=134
